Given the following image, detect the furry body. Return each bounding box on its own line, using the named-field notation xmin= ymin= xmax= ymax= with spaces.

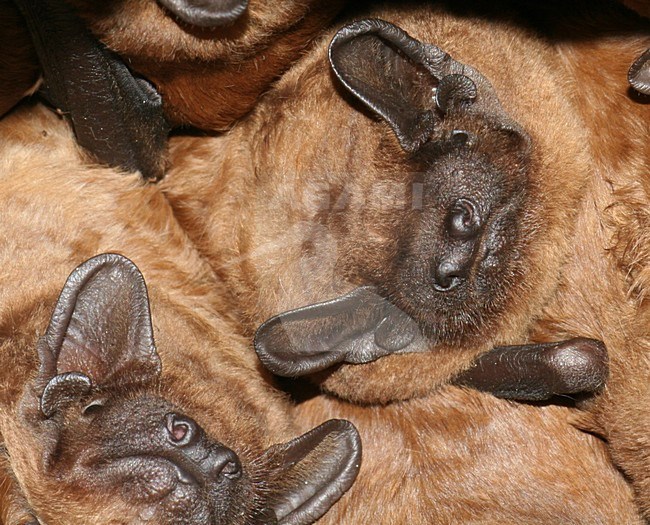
xmin=0 ymin=103 xmax=356 ymax=524
xmin=162 ymin=0 xmax=650 ymax=516
xmin=0 ymin=0 xmax=343 ymax=130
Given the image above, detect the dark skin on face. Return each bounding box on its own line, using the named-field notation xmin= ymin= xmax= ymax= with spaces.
xmin=386 ymin=126 xmax=530 ymax=344
xmin=325 ymin=18 xmax=538 ymax=347
xmin=12 ymin=254 xmax=361 ymax=525
xmin=46 ymin=393 xmax=248 ymax=524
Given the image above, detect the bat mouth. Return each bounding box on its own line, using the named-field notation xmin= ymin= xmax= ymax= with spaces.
xmin=101 ymin=448 xmax=243 ymax=503
xmin=91 ymin=452 xmax=251 ymax=525
xmin=158 ymin=0 xmax=249 ymax=28
xmin=162 ymin=446 xmax=242 ymax=485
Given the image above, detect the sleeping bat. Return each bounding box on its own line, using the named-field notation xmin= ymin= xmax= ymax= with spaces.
xmin=162 ymin=0 xmax=611 ymax=401
xmin=0 ymin=102 xmax=360 ymax=525
xmin=0 ymin=256 xmax=639 ymax=523
xmin=161 ymin=0 xmax=650 ymax=515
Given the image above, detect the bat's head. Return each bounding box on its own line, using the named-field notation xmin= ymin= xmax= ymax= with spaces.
xmin=9 ymin=254 xmax=360 ymax=524
xmin=328 ymin=18 xmax=534 ymax=346
xmin=253 ymin=17 xmax=587 ymax=402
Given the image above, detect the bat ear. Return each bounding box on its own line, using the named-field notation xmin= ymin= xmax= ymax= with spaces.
xmin=329 ymin=18 xmax=528 ymax=153
xmin=329 ymin=18 xmax=443 ymax=152
xmin=260 ymin=419 xmax=361 ymax=525
xmin=628 ymin=48 xmax=650 ymax=96
xmin=157 ymin=0 xmax=248 ymax=27
xmin=254 ymin=286 xmax=428 ymax=377
xmin=455 ymin=338 xmax=609 ymax=401
xmin=38 ymin=254 xmax=161 ymax=417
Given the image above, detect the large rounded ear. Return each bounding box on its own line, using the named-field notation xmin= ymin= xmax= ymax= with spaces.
xmin=629 ymin=48 xmax=650 ymax=95
xmin=454 ymin=338 xmax=609 ymax=401
xmin=328 ymin=18 xmax=525 ymax=152
xmin=37 ymin=254 xmax=161 ymax=417
xmin=157 ymin=0 xmax=248 ymax=27
xmin=254 ymin=287 xmax=429 ymax=377
xmin=14 ymin=0 xmax=169 ymax=180
xmin=260 ymin=419 xmax=361 ymax=525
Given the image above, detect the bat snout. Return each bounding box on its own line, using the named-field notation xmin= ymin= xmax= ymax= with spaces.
xmin=431 ymin=197 xmax=483 ymax=292
xmin=202 ymin=448 xmax=242 ymax=482
xmin=163 ymin=412 xmax=243 ymax=484
xmin=432 ymin=256 xmax=469 ymax=291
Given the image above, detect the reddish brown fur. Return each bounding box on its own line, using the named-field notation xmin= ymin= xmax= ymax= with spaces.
xmin=304 ymin=387 xmax=642 ymax=524
xmin=0 ymin=456 xmax=33 ymax=525
xmin=0 ymin=103 xmax=301 ymax=524
xmin=72 ymin=0 xmax=345 ymax=129
xmin=526 ymin=14 xmax=650 ymax=515
xmin=162 ymin=0 xmax=650 ymax=517
xmin=0 ymin=0 xmax=344 ymax=131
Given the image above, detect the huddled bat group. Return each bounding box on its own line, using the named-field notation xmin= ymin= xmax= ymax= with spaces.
xmin=0 ymin=0 xmax=649 ymax=523
xmin=0 ymin=104 xmax=641 ymax=524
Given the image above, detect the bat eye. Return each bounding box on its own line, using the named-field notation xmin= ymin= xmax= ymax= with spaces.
xmin=82 ymin=399 xmax=105 ymax=417
xmin=448 ymin=198 xmax=481 ymax=239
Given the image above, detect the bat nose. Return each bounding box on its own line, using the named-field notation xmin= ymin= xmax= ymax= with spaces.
xmin=432 ymin=198 xmax=482 ymax=291
xmin=165 ymin=413 xmax=242 ymax=481
xmin=204 ymin=447 xmax=242 ymax=481
xmin=432 ymin=257 xmax=469 ymax=291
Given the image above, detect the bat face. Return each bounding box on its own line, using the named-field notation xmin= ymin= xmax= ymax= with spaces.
xmin=163 ymin=7 xmax=591 ymax=401
xmin=324 ymin=18 xmax=541 ymax=347
xmin=42 ymin=392 xmax=249 ymax=524
xmin=6 ymin=253 xmax=361 ymax=525
xmin=252 ymin=115 xmax=538 ymax=380
xmin=382 ymin=121 xmax=532 ymax=344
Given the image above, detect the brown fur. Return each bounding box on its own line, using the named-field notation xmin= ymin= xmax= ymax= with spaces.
xmin=0 ymin=103 xmax=320 ymax=524
xmin=526 ymin=9 xmax=650 ymax=515
xmin=162 ymin=3 xmax=592 ymax=401
xmin=0 ymin=454 xmax=34 ymax=525
xmin=74 ymin=0 xmax=345 ymax=130
xmin=1 ymin=0 xmax=344 ymax=131
xmin=161 ymin=0 xmax=650 ymax=517
xmin=304 ymin=387 xmax=642 ymax=524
